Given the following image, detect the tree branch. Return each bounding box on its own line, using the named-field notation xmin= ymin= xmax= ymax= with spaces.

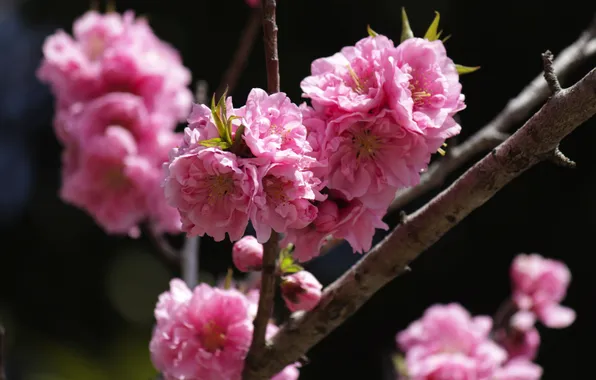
xmin=215 ymin=8 xmax=263 ymax=98
xmin=248 ymin=61 xmax=596 ymax=378
xmin=243 ymin=1 xmax=281 ymax=378
xmin=386 ymin=14 xmax=596 ymax=213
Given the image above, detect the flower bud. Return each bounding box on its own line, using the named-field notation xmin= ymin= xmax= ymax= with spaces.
xmin=280 ymin=271 xmax=322 ymax=312
xmin=232 ymin=236 xmax=263 ymax=272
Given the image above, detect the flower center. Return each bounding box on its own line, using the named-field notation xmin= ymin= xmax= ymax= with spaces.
xmin=409 ymin=71 xmax=432 ymax=107
xmin=201 ymin=321 xmax=227 ymax=353
xmin=207 ymin=174 xmax=234 ymax=204
xmin=346 ymin=65 xmax=369 ymax=94
xmin=103 ymin=166 xmax=129 ymax=190
xmin=86 ymin=35 xmax=106 ymax=61
xmin=352 ymin=129 xmax=380 ymax=159
xmin=263 ymin=175 xmax=287 ymax=203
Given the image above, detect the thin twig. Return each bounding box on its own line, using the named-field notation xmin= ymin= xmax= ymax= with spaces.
xmin=246 ymin=62 xmax=596 ymax=379
xmin=318 ymin=16 xmax=596 ymax=255
xmin=215 ymin=8 xmax=263 ymax=98
xmin=195 ymin=80 xmax=209 ymax=105
xmin=243 ymin=1 xmax=281 ymax=378
xmin=147 ymin=227 xmax=179 ymax=265
xmin=542 ymin=50 xmax=562 ymax=93
xmin=0 ymin=325 xmax=6 ymax=380
xmin=181 ymin=236 xmax=199 ymax=287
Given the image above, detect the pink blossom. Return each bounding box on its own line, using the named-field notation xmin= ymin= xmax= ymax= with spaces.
xmin=301 ymin=35 xmax=396 ymax=114
xmin=37 ymin=10 xmax=192 ymax=120
xmin=283 ymin=196 xmax=388 ymax=262
xmin=236 ymin=88 xmax=313 ymax=163
xmin=164 ymin=148 xmax=255 ymax=242
xmin=251 ymin=163 xmax=320 ymax=242
xmin=154 ymin=279 xmax=192 ymax=324
xmin=150 ymin=282 xmax=253 ymax=380
xmin=510 ymin=253 xmax=575 ymax=328
xmin=394 ymin=38 xmax=465 ymax=135
xmin=397 ymin=303 xmax=507 ymax=380
xmin=61 ymin=127 xmax=153 ymax=237
xmin=280 ymin=271 xmax=323 ymax=312
xmin=325 ymin=109 xmax=430 ymax=209
xmin=245 ymin=288 xmax=260 ymax=320
xmin=245 ymin=0 xmax=260 ymax=7
xmin=233 ymin=235 xmax=264 ymax=272
xmin=493 ymin=359 xmax=543 ymax=380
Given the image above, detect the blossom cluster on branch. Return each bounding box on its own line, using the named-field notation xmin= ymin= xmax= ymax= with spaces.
xmin=37 ymin=10 xmax=193 ymax=237
xmin=394 ymin=254 xmax=575 ymax=380
xmin=165 ymin=14 xmax=470 ymax=263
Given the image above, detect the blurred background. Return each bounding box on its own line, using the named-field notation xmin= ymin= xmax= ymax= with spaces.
xmin=1 ymin=0 xmax=595 ymax=379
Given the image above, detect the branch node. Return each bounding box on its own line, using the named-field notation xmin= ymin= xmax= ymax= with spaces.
xmin=549 ymin=146 xmax=577 ymax=168
xmin=398 ymin=210 xmax=408 ymax=224
xmin=542 ymin=50 xmax=562 ymax=93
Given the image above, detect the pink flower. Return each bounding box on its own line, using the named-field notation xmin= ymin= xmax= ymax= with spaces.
xmin=494 ymin=312 xmax=540 ymax=361
xmin=150 ymin=282 xmax=253 ymax=380
xmin=280 ymin=271 xmax=323 ymax=312
xmin=325 ymin=109 xmax=430 ymax=209
xmin=493 ymin=359 xmax=543 ymax=380
xmin=37 ymin=10 xmax=192 ymax=120
xmin=233 ymin=235 xmax=264 ymax=272
xmin=393 ymin=38 xmax=464 ymax=135
xmin=251 ymin=163 xmax=320 ymax=242
xmin=236 ymin=88 xmax=313 ymax=163
xmin=301 ymin=35 xmax=396 ymax=114
xmin=61 ymin=127 xmax=153 ymax=237
xmin=510 ymin=253 xmax=575 ymax=328
xmin=154 ymin=279 xmax=192 ymax=324
xmin=164 ymin=148 xmax=256 ymax=242
xmin=283 ymin=195 xmax=388 ymax=262
xmin=245 ymin=0 xmax=260 ymax=7
xmin=397 ymin=303 xmax=507 ymax=380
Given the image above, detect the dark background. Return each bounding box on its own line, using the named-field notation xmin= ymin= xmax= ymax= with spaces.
xmin=1 ymin=0 xmax=595 ymax=379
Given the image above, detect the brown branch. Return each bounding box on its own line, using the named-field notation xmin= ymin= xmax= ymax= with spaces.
xmin=215 ymin=8 xmax=263 ymax=99
xmin=318 ymin=16 xmax=596 ymax=255
xmin=243 ymin=1 xmax=281 ymax=378
xmin=0 ymin=325 xmax=6 ymax=380
xmin=247 ymin=61 xmax=596 ymax=379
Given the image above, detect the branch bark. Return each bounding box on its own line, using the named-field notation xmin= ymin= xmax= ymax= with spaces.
xmin=243 ymin=1 xmax=281 ymax=378
xmin=248 ymin=61 xmax=596 ymax=378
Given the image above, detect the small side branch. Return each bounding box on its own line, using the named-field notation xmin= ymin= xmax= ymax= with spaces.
xmin=542 ymin=50 xmax=562 ymax=93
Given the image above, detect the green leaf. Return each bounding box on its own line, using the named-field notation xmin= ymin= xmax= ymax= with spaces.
xmin=367 ymin=24 xmax=378 ymax=37
xmin=400 ymin=7 xmax=414 ymax=42
xmin=281 ymin=264 xmax=303 ymax=274
xmin=199 ymin=137 xmax=231 ymax=149
xmin=455 ymin=64 xmax=481 ymax=75
xmin=442 ymin=34 xmax=452 ymax=43
xmin=424 ymin=11 xmax=441 ymax=41
xmin=392 ymin=354 xmax=409 ymax=377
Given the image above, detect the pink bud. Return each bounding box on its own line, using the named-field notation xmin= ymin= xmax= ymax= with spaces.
xmin=232 ymin=236 xmax=264 ymax=272
xmin=280 ymin=271 xmax=322 ymax=312
xmin=245 ymin=0 xmax=260 ymax=7
xmin=313 ymin=200 xmax=339 ymax=233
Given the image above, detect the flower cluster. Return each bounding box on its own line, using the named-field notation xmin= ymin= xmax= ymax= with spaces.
xmin=37 ymin=10 xmax=192 ymax=237
xmin=395 ymin=253 xmax=575 ymax=380
xmin=165 ymin=16 xmax=467 ymax=262
xmin=150 ymin=279 xmax=300 ymax=380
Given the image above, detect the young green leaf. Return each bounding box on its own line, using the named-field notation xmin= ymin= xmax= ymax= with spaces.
xmin=367 ymin=25 xmax=378 ymax=37
xmin=281 ymin=263 xmax=304 ymax=275
xmin=455 ymin=64 xmax=481 ymax=75
xmin=400 ymin=7 xmax=414 ymax=42
xmin=199 ymin=137 xmax=231 ymax=149
xmin=424 ymin=11 xmax=441 ymax=41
